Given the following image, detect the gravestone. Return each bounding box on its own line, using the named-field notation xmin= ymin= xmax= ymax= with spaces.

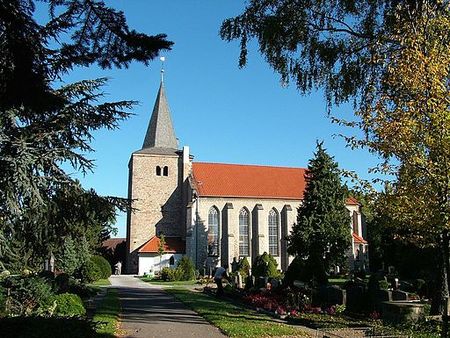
xmin=236 ymin=272 xmax=243 ymax=289
xmin=377 ymin=289 xmax=392 ymax=302
xmin=346 ymin=285 xmax=365 ymax=312
xmin=327 ymin=286 xmax=346 ymax=305
xmin=392 ymin=290 xmax=408 ymax=301
xmin=271 ymin=278 xmax=280 ymax=289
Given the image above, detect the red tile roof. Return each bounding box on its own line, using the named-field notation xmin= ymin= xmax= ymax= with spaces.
xmin=347 ymin=196 xmax=360 ymax=205
xmin=138 ymin=236 xmax=185 ymax=254
xmin=192 ymin=162 xmax=359 ymax=205
xmin=353 ymin=233 xmax=367 ymax=244
xmin=102 ymin=238 xmax=126 ymax=250
xmin=192 ymin=162 xmax=307 ymax=200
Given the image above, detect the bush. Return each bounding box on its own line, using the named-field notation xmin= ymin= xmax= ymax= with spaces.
xmin=177 ymin=256 xmax=196 ymax=281
xmin=237 ymin=257 xmax=250 ymax=279
xmin=0 ymin=317 xmax=97 ymax=338
xmin=0 ymin=284 xmax=6 ymax=315
xmin=52 ymin=293 xmax=86 ymax=317
xmin=252 ymin=252 xmax=281 ymax=279
xmin=91 ymin=255 xmax=111 ymax=279
xmin=160 ymin=267 xmax=182 ymax=282
xmin=1 ymin=275 xmax=55 ymax=316
xmin=284 ymin=256 xmax=305 ymax=285
xmin=80 ymin=259 xmax=102 ymax=283
xmin=55 ymin=273 xmax=70 ymax=293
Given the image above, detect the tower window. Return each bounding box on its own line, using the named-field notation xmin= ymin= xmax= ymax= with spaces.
xmin=156 ymin=166 xmax=161 ymax=176
xmin=163 ymin=166 xmax=169 ymax=176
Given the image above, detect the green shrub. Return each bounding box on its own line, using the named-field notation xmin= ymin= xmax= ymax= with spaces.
xmin=177 ymin=256 xmax=196 ymax=281
xmin=237 ymin=257 xmax=250 ymax=279
xmin=379 ymin=279 xmax=390 ymax=290
xmin=2 ymin=275 xmax=55 ymax=316
xmin=0 ymin=284 xmax=6 ymax=315
xmin=55 ymin=273 xmax=70 ymax=293
xmin=284 ymin=256 xmax=305 ymax=285
xmin=56 ymin=237 xmax=91 ymax=277
xmin=80 ymin=259 xmax=102 ymax=283
xmin=160 ymin=267 xmax=175 ymax=281
xmin=160 ymin=267 xmax=182 ymax=281
xmin=52 ymin=293 xmax=86 ymax=317
xmin=0 ymin=317 xmax=97 ymax=338
xmin=252 ymin=252 xmax=281 ymax=279
xmin=91 ymin=255 xmax=112 ymax=279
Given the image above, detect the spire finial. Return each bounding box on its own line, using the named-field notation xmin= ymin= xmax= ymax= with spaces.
xmin=160 ymin=56 xmax=165 ymax=83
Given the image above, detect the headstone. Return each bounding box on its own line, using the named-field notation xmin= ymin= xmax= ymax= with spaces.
xmin=346 ymin=285 xmax=365 ymax=312
xmin=392 ymin=290 xmax=408 ymax=301
xmin=233 ymin=275 xmax=239 ymax=287
xmin=231 ymin=257 xmax=239 ymax=273
xmin=327 ymin=286 xmax=346 ymax=305
xmin=271 ymin=279 xmax=280 ymax=289
xmin=377 ymin=289 xmax=392 ymax=302
xmin=236 ymin=272 xmax=243 ymax=289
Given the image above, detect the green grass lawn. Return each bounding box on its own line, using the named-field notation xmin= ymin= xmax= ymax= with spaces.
xmin=92 ymin=288 xmax=120 ymax=336
xmin=91 ymin=278 xmax=111 ymax=286
xmin=166 ymin=288 xmax=311 ymax=337
xmin=328 ymin=278 xmax=349 ymax=287
xmin=140 ymin=277 xmax=197 ymax=287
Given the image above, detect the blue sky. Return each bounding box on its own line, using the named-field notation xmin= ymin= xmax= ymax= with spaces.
xmin=37 ymin=1 xmax=379 ymax=237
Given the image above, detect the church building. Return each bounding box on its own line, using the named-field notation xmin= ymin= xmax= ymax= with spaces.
xmin=125 ymin=79 xmax=368 ymax=275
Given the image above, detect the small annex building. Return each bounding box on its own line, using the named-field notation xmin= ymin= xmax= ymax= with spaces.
xmin=137 ymin=236 xmax=184 ymax=276
xmin=125 ymin=78 xmax=369 ymax=275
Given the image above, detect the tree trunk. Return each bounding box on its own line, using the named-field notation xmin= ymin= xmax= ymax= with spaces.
xmin=441 ymin=230 xmax=450 ymax=338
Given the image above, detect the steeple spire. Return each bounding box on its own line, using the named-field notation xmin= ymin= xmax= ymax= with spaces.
xmin=142 ymin=72 xmax=178 ymax=150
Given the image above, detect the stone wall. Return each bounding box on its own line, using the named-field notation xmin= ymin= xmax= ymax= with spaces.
xmin=126 ymin=151 xmax=183 ymax=273
xmin=188 ymin=197 xmax=300 ymax=270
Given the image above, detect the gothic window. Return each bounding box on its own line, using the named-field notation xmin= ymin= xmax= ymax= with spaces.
xmin=156 ymin=166 xmax=161 ymax=176
xmin=352 ymin=211 xmax=358 ymax=234
xmin=208 ymin=207 xmax=219 ymax=256
xmin=169 ymin=256 xmax=175 ymax=265
xmin=239 ymin=208 xmax=250 ymax=256
xmin=268 ymin=208 xmax=279 ymax=256
xmin=163 ymin=166 xmax=169 ymax=176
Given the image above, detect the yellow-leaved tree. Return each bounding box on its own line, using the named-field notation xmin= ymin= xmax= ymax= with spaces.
xmin=358 ymin=8 xmax=450 ymax=331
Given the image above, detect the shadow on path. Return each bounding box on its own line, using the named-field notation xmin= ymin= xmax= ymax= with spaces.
xmin=110 ymin=276 xmax=226 ymax=338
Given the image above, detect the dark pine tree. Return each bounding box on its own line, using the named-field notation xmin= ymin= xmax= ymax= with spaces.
xmin=0 ymin=0 xmax=172 ymax=271
xmin=287 ymin=142 xmax=351 ymax=286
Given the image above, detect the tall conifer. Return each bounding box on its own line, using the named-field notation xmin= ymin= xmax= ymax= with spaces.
xmin=288 ymin=142 xmax=351 ymax=285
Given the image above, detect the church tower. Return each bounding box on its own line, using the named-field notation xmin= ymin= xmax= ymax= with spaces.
xmin=125 ymin=77 xmax=191 ymax=274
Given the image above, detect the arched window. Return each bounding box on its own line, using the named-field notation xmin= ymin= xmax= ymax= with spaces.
xmin=268 ymin=208 xmax=279 ymax=256
xmin=208 ymin=207 xmax=219 ymax=256
xmin=239 ymin=208 xmax=250 ymax=256
xmin=352 ymin=211 xmax=358 ymax=234
xmin=163 ymin=166 xmax=169 ymax=176
xmin=156 ymin=166 xmax=161 ymax=176
xmin=169 ymin=256 xmax=175 ymax=265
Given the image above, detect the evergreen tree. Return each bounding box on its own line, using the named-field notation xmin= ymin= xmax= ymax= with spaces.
xmin=288 ymin=142 xmax=351 ymax=285
xmin=0 ymin=0 xmax=172 ymax=272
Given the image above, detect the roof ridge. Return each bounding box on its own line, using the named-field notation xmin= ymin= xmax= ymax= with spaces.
xmin=193 ymin=161 xmax=307 ymax=170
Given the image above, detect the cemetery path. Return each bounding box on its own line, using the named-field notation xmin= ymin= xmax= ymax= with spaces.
xmin=109 ymin=275 xmax=227 ymax=338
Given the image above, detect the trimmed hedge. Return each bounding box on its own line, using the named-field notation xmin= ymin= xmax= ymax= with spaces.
xmin=80 ymin=259 xmax=102 ymax=283
xmin=91 ymin=255 xmax=111 ymax=279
